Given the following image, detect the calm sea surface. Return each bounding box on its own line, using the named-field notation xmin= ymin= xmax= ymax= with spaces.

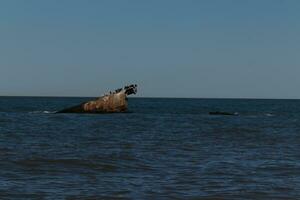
xmin=0 ymin=97 xmax=299 ymax=199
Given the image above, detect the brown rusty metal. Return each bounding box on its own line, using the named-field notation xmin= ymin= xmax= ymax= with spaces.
xmin=57 ymin=84 xmax=137 ymax=113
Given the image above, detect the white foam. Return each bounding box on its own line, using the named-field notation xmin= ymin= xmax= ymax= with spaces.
xmin=29 ymin=111 xmax=55 ymax=114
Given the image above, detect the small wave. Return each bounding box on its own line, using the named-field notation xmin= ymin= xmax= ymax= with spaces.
xmin=43 ymin=111 xmax=55 ymax=114
xmin=265 ymin=113 xmax=274 ymax=117
xmin=29 ymin=111 xmax=56 ymax=114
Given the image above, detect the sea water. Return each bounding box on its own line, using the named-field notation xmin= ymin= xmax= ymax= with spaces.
xmin=0 ymin=97 xmax=299 ymax=199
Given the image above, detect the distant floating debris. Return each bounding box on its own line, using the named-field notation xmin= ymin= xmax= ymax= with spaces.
xmin=56 ymin=84 xmax=137 ymax=114
xmin=209 ymin=111 xmax=239 ymax=116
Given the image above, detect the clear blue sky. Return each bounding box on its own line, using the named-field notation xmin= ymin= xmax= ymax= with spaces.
xmin=0 ymin=0 xmax=299 ymax=98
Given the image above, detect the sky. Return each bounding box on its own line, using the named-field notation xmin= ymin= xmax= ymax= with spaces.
xmin=0 ymin=0 xmax=299 ymax=98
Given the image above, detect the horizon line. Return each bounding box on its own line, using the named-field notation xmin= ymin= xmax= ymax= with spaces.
xmin=0 ymin=95 xmax=299 ymax=100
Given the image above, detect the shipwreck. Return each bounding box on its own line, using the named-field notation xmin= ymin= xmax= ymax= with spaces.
xmin=57 ymin=84 xmax=137 ymax=113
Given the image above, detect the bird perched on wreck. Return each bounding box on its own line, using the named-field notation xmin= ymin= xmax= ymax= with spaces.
xmin=57 ymin=84 xmax=137 ymax=113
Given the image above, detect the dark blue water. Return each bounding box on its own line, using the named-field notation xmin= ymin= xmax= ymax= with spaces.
xmin=0 ymin=97 xmax=299 ymax=199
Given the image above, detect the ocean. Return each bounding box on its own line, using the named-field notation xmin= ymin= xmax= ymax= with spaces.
xmin=0 ymin=97 xmax=299 ymax=199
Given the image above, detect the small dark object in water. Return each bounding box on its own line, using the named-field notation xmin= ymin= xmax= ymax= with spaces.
xmin=57 ymin=84 xmax=137 ymax=114
xmin=209 ymin=111 xmax=239 ymax=116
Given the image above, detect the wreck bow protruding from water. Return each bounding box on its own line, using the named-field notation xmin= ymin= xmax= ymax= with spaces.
xmin=57 ymin=84 xmax=137 ymax=113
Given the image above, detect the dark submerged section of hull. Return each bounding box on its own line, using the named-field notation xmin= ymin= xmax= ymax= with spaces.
xmin=56 ymin=104 xmax=85 ymax=113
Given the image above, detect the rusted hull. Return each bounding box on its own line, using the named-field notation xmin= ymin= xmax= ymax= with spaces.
xmin=57 ymin=85 xmax=137 ymax=114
